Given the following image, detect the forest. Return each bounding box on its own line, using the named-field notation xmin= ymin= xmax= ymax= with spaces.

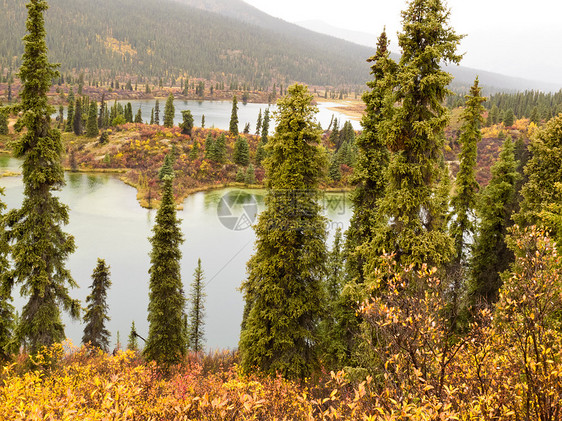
xmin=1 ymin=0 xmax=562 ymax=419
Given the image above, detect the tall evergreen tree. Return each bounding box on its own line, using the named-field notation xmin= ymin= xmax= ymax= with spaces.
xmin=239 ymin=84 xmax=327 ymax=379
xmin=82 ymin=258 xmax=111 ymax=351
xmin=163 ymin=93 xmax=175 ymax=128
xmin=134 ymin=107 xmax=142 ymax=124
xmin=345 ymin=30 xmax=394 ymax=284
xmin=180 ymin=110 xmax=194 ymax=136
xmin=469 ymin=137 xmax=520 ymax=308
xmin=73 ymin=97 xmax=82 ymax=135
xmin=449 ymin=78 xmax=485 ymax=266
xmin=214 ymin=133 xmax=227 ymax=163
xmin=233 ymin=135 xmax=250 ymax=166
xmin=5 ymin=0 xmax=79 ymax=353
xmin=229 ymin=95 xmax=239 ymax=136
xmin=255 ymin=108 xmax=262 ymax=135
xmin=261 ymin=108 xmax=270 ymax=144
xmin=371 ymin=0 xmax=461 ymax=269
xmin=65 ymin=87 xmax=74 ymax=132
xmin=144 ymin=175 xmax=186 ymax=366
xmin=515 ymin=114 xmax=562 ymax=246
xmin=86 ymin=100 xmax=98 ymax=137
xmin=0 ymin=190 xmax=15 ymax=360
xmin=187 ymin=258 xmax=206 ymax=352
xmin=127 ymin=321 xmax=138 ymax=351
xmin=0 ymin=109 xmax=8 ymax=135
xmin=154 ymin=99 xmax=160 ymax=125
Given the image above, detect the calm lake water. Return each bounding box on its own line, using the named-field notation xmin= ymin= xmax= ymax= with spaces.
xmin=58 ymin=99 xmax=361 ymax=133
xmin=0 ymin=156 xmax=352 ymax=350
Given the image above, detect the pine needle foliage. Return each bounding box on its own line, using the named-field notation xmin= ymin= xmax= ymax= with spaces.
xmin=469 ymin=137 xmax=520 ymax=308
xmin=449 ymin=77 xmax=485 ymax=265
xmin=239 ymin=84 xmax=327 ymax=380
xmin=4 ymin=0 xmax=79 ymax=353
xmin=345 ymin=30 xmax=394 ymax=284
xmin=82 ymin=258 xmax=111 ymax=351
xmin=188 ymin=258 xmax=206 ymax=352
xmin=372 ymin=0 xmax=462 ymax=269
xmin=229 ymin=95 xmax=239 ymax=136
xmin=163 ymin=94 xmax=174 ymax=128
xmin=144 ymin=176 xmax=186 ymax=366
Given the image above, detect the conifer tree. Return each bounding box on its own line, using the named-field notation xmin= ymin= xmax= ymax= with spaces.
xmin=0 ymin=193 xmax=15 ymax=360
xmin=150 ymin=109 xmax=154 ymax=125
xmin=154 ymin=100 xmax=160 ymax=125
xmin=214 ymin=133 xmax=227 ymax=163
xmin=229 ymin=95 xmax=239 ymax=136
xmin=345 ymin=30 xmax=394 ymax=284
xmin=144 ymin=175 xmax=186 ymax=365
xmin=188 ymin=258 xmax=206 ymax=352
xmin=371 ymin=0 xmax=461 ymax=269
xmin=163 ymin=94 xmax=175 ymax=128
xmin=0 ymin=109 xmax=8 ymax=135
xmin=180 ymin=110 xmax=193 ymax=136
xmin=239 ymin=84 xmax=327 ymax=379
xmin=233 ymin=136 xmax=250 ymax=166
xmin=65 ymin=87 xmax=74 ymax=132
xmin=204 ymin=133 xmax=215 ymax=160
xmin=127 ymin=321 xmax=138 ymax=351
xmin=450 ymin=78 xmax=485 ymax=266
xmin=86 ymin=100 xmax=98 ymax=137
xmin=5 ymin=0 xmax=79 ymax=353
xmin=261 ymin=108 xmax=270 ymax=144
xmin=469 ymin=137 xmax=520 ymax=308
xmin=158 ymin=153 xmax=174 ymax=181
xmin=73 ymin=97 xmax=82 ymax=135
xmin=134 ymin=107 xmax=142 ymax=124
xmin=515 ymin=114 xmax=562 ymax=246
xmin=124 ymin=102 xmax=133 ymax=123
xmin=189 ymin=140 xmax=199 ymax=160
xmin=244 ymin=163 xmax=256 ymax=185
xmin=255 ymin=108 xmax=262 ymax=135
xmin=82 ymin=259 xmax=111 ymax=351
xmin=201 ymin=114 xmax=205 ymax=128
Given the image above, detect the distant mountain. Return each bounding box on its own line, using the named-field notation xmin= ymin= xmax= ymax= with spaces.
xmin=0 ymin=0 xmax=558 ymax=93
xmin=296 ymin=19 xmax=560 ymax=94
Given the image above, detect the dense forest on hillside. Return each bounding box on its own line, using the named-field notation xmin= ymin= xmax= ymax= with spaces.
xmin=0 ymin=0 xmax=371 ymax=88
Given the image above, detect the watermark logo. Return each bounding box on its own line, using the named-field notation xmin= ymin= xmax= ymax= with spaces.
xmin=217 ymin=190 xmax=258 ymax=231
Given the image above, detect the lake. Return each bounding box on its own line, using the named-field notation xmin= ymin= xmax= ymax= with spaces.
xmin=58 ymin=99 xmax=361 ymax=133
xmin=0 ymin=156 xmax=352 ymax=350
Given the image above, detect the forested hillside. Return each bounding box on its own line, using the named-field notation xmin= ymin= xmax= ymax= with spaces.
xmin=0 ymin=0 xmax=372 ymax=88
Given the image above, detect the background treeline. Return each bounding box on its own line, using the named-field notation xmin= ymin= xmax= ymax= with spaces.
xmin=0 ymin=0 xmax=371 ymax=89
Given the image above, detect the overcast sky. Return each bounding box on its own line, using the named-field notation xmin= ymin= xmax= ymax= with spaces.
xmin=243 ymin=0 xmax=562 ymax=87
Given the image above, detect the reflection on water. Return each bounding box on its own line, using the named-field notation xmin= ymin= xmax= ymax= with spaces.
xmin=0 ymin=157 xmax=352 ymax=350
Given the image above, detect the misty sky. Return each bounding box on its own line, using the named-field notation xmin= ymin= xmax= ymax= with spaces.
xmin=243 ymin=0 xmax=562 ymax=87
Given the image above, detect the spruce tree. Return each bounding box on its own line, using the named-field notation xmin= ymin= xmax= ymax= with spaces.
xmin=255 ymin=108 xmax=262 ymax=135
xmin=65 ymin=87 xmax=74 ymax=132
xmin=73 ymin=97 xmax=82 ymax=135
xmin=233 ymin=135 xmax=250 ymax=166
xmin=158 ymin=153 xmax=175 ymax=181
xmin=261 ymin=108 xmax=270 ymax=144
xmin=345 ymin=30 xmax=394 ymax=284
xmin=239 ymin=84 xmax=327 ymax=379
xmin=515 ymin=114 xmax=562 ymax=246
xmin=82 ymin=259 xmax=111 ymax=351
xmin=134 ymin=107 xmax=142 ymax=124
xmin=450 ymin=78 xmax=485 ymax=266
xmin=163 ymin=93 xmax=175 ymax=128
xmin=86 ymin=100 xmax=98 ymax=137
xmin=180 ymin=110 xmax=194 ymax=136
xmin=204 ymin=133 xmax=215 ymax=160
xmin=371 ymin=0 xmax=461 ymax=269
xmin=214 ymin=133 xmax=227 ymax=163
xmin=127 ymin=321 xmax=138 ymax=351
xmin=189 ymin=140 xmax=199 ymax=160
xmin=0 ymin=109 xmax=8 ymax=135
xmin=469 ymin=137 xmax=520 ymax=308
xmin=229 ymin=95 xmax=239 ymax=136
xmin=244 ymin=163 xmax=256 ymax=185
xmin=154 ymin=99 xmax=160 ymax=125
xmin=0 ymin=192 xmax=15 ymax=360
xmin=150 ymin=109 xmax=154 ymax=125
xmin=5 ymin=0 xmax=79 ymax=353
xmin=188 ymin=258 xmax=206 ymax=352
xmin=144 ymin=176 xmax=186 ymax=366
xmin=201 ymin=114 xmax=205 ymax=128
